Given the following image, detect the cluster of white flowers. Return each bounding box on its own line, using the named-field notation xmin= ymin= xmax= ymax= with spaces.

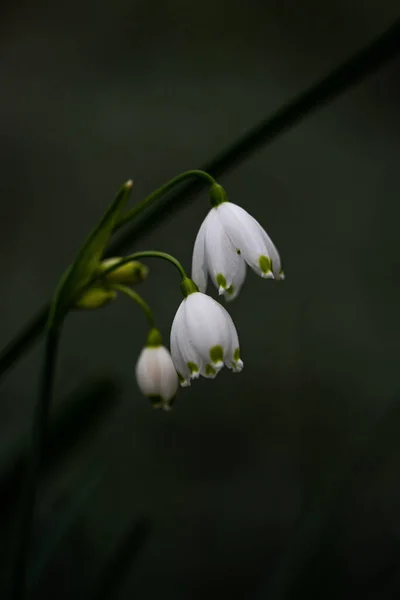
xmin=135 ymin=188 xmax=283 ymax=410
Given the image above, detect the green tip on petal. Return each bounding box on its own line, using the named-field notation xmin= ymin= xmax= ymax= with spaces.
xmin=205 ymin=364 xmax=217 ymax=377
xmin=231 ymin=347 xmax=243 ymax=372
xmin=177 ymin=372 xmax=185 ymax=384
xmin=209 ymin=183 xmax=228 ymax=207
xmin=181 ymin=277 xmax=199 ymax=298
xmin=148 ymin=394 xmax=175 ymax=411
xmin=209 ymin=345 xmax=224 ymax=364
xmin=216 ymin=273 xmax=227 ymax=289
xmin=187 ymin=361 xmax=199 ymax=374
xmin=259 ymin=255 xmax=272 ymax=276
xmin=147 ymin=394 xmax=162 ymax=409
xmin=225 ymin=285 xmax=234 ymax=296
xmin=146 ymin=328 xmax=163 ymax=347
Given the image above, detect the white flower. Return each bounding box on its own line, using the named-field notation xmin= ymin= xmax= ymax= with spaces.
xmin=170 ymin=291 xmax=243 ymax=386
xmin=191 ymin=201 xmax=283 ymax=300
xmin=135 ymin=344 xmax=179 ymax=410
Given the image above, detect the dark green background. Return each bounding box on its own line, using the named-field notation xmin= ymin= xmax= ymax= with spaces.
xmin=1 ymin=1 xmax=400 ymax=598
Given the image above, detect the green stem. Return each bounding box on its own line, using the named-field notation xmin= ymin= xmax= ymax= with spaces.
xmin=112 ymin=284 xmax=155 ymax=328
xmin=115 ymin=170 xmax=216 ymax=230
xmin=101 ymin=251 xmax=187 ymax=281
xmin=10 ymin=325 xmax=60 ymax=600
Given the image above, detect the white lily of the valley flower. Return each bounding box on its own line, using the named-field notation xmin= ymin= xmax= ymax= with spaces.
xmin=170 ymin=291 xmax=243 ymax=386
xmin=191 ymin=199 xmax=283 ymax=300
xmin=135 ymin=343 xmax=179 ymax=410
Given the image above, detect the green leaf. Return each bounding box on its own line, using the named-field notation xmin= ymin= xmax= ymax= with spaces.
xmin=48 ymin=180 xmax=133 ymax=327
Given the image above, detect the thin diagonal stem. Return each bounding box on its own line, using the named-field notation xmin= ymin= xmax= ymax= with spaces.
xmin=9 ymin=326 xmax=60 ymax=600
xmin=1 ymin=19 xmax=400 ymax=379
xmin=112 ymin=284 xmax=155 ymax=328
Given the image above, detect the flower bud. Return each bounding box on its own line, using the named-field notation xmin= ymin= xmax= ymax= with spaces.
xmin=100 ymin=257 xmax=149 ymax=285
xmin=135 ymin=329 xmax=179 ymax=411
xmin=74 ymin=286 xmax=116 ymax=309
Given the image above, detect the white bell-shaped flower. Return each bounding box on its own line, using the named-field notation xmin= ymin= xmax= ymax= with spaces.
xmin=135 ymin=329 xmax=179 ymax=410
xmin=191 ymin=195 xmax=283 ymax=300
xmin=170 ymin=289 xmax=243 ymax=387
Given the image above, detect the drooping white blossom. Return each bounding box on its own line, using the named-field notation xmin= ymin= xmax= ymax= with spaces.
xmin=170 ymin=291 xmax=243 ymax=387
xmin=192 ymin=201 xmax=283 ymax=300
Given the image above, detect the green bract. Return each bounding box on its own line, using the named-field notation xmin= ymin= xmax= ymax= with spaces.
xmin=48 ymin=180 xmax=133 ymax=327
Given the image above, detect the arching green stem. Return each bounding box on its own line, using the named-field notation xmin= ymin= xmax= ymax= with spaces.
xmin=111 ymin=284 xmax=155 ymax=329
xmin=116 ymin=170 xmax=216 ymax=230
xmin=101 ymin=251 xmax=187 ymax=281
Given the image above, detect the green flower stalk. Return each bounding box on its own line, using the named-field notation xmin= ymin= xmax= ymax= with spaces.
xmin=11 ymin=169 xmax=285 ymax=600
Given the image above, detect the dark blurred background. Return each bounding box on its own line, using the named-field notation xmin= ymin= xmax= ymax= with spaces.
xmin=1 ymin=1 xmax=400 ymax=598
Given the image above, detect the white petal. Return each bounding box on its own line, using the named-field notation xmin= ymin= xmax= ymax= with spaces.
xmin=135 ymin=348 xmax=158 ymax=396
xmin=135 ymin=346 xmax=179 ymax=401
xmin=213 ymin=303 xmax=243 ymax=372
xmin=191 ymin=212 xmax=210 ymax=293
xmin=218 ymin=202 xmax=274 ymax=278
xmin=170 ymin=301 xmax=192 ymax=386
xmin=171 ymin=299 xmax=209 ymax=385
xmin=221 ymin=254 xmax=247 ymax=302
xmin=259 ymin=228 xmax=283 ymax=279
xmin=156 ymin=346 xmax=180 ymax=401
xmin=204 ymin=208 xmax=242 ymax=294
xmin=179 ymin=303 xmax=206 ymax=380
xmin=184 ymin=293 xmax=231 ymax=373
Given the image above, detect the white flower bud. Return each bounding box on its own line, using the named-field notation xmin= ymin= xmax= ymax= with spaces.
xmin=135 ymin=336 xmax=179 ymax=410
